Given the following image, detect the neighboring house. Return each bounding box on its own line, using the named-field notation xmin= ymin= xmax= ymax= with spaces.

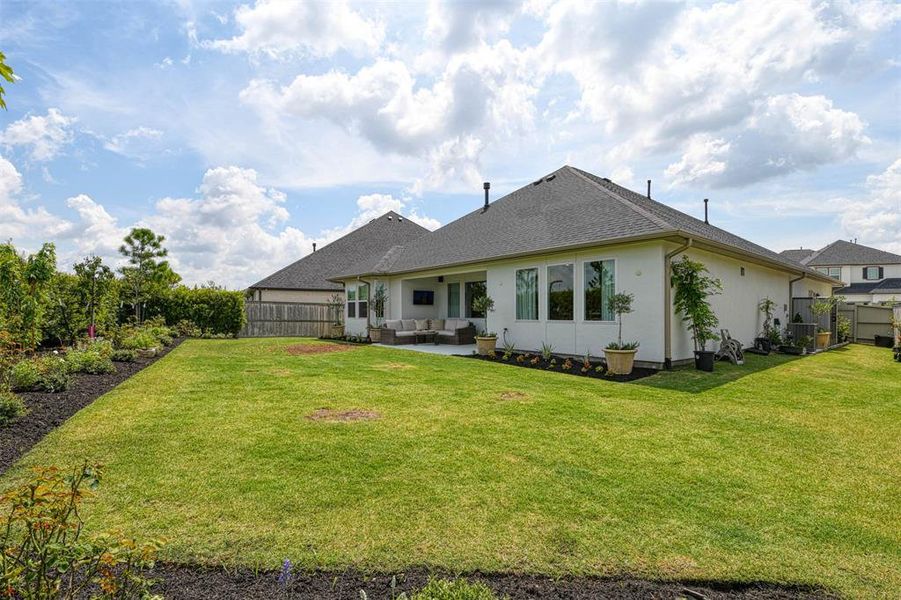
xmin=332 ymin=166 xmax=836 ymax=368
xmin=247 ymin=211 xmax=429 ymax=304
xmin=779 ymin=240 xmax=901 ymax=304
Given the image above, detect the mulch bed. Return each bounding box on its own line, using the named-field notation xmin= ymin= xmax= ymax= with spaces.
xmin=285 ymin=343 xmax=356 ymax=355
xmin=462 ymin=351 xmax=658 ymax=383
xmin=0 ymin=339 xmax=184 ymax=476
xmin=150 ymin=563 xmax=836 ymax=599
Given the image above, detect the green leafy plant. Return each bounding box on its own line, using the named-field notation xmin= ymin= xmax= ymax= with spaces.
xmin=10 ymin=356 xmax=70 ymax=393
xmin=327 ymin=293 xmax=344 ymax=326
xmin=671 ymin=256 xmax=723 ymax=352
xmin=810 ymin=297 xmax=836 ymax=333
xmin=605 ymin=292 xmax=639 ymax=350
xmin=111 ymin=349 xmax=138 ymax=363
xmin=501 ymin=340 xmax=515 ymax=360
xmin=0 ymin=51 xmax=15 ymax=110
xmin=471 ymin=294 xmax=495 ymax=329
xmin=0 ymin=389 xmax=26 ymax=426
xmin=371 ymin=283 xmax=388 ymax=328
xmin=64 ymin=347 xmax=116 ymax=375
xmin=0 ymin=462 xmax=164 ymax=599
xmin=837 ymin=314 xmax=851 ymax=343
xmin=540 ymin=342 xmax=554 ymax=361
xmin=407 ymin=577 xmax=501 ymax=600
xmin=758 ymin=297 xmax=778 ymax=342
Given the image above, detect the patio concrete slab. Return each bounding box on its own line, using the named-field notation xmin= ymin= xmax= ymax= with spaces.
xmin=373 ymin=343 xmax=476 ymax=356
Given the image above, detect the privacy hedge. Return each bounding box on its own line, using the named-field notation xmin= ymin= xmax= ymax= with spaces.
xmin=149 ymin=287 xmax=246 ymax=337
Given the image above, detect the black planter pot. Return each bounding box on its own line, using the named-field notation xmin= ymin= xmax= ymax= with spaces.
xmin=753 ymin=337 xmax=772 ymax=354
xmin=694 ymin=350 xmax=715 ymax=372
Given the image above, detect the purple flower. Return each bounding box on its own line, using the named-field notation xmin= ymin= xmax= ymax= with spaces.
xmin=277 ymin=558 xmax=293 ymax=588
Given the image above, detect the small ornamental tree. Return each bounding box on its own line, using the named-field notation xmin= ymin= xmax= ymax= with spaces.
xmin=119 ymin=228 xmax=180 ymax=323
xmin=810 ymin=296 xmax=836 ymax=333
xmin=74 ymin=255 xmax=115 ymax=337
xmin=606 ymin=292 xmax=638 ymax=350
xmin=371 ymin=283 xmax=388 ymax=327
xmin=671 ymin=256 xmax=723 ymax=352
xmin=471 ymin=294 xmax=496 ymax=336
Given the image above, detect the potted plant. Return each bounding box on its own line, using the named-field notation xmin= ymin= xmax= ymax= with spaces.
xmin=604 ymin=292 xmax=639 ymax=375
xmin=671 ymin=256 xmax=722 ymax=372
xmin=809 ymin=297 xmax=835 ymax=350
xmin=472 ymin=294 xmax=496 ymax=356
xmin=368 ymin=283 xmax=388 ymax=343
xmin=327 ymin=293 xmax=344 ymax=338
xmin=755 ymin=297 xmax=778 ymax=353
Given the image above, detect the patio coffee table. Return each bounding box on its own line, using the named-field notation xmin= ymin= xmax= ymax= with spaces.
xmin=414 ymin=330 xmax=438 ymax=345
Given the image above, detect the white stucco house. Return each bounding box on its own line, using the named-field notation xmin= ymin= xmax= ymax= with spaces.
xmin=780 ymin=240 xmax=901 ymax=304
xmin=333 ymin=166 xmax=836 ymax=368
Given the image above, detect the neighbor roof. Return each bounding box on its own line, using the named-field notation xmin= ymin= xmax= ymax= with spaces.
xmin=334 ymin=166 xmax=833 ymax=282
xmin=835 ymin=278 xmax=901 ymax=296
xmin=801 ymin=240 xmax=901 ymax=266
xmin=249 ymin=211 xmax=429 ymax=291
xmin=779 ymin=248 xmax=816 ymax=264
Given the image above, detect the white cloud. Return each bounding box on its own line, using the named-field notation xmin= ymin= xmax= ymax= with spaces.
xmin=240 ymin=40 xmax=537 ymax=193
xmin=0 ymin=108 xmax=76 ymax=161
xmin=102 ymin=126 xmax=165 ymax=158
xmin=841 ymin=159 xmax=901 ymax=254
xmin=665 ymin=94 xmax=869 ymax=188
xmin=206 ymin=0 xmax=384 ymax=58
xmin=0 ymin=155 xmax=72 ymax=239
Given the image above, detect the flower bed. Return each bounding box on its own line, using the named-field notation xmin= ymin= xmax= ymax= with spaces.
xmin=463 ymin=350 xmax=657 ymax=382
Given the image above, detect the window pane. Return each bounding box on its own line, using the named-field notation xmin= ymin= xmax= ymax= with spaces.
xmin=347 ymin=289 xmax=356 ymax=301
xmin=547 ymin=264 xmax=573 ymax=320
xmin=584 ymin=260 xmax=615 ymax=321
xmin=465 ymin=281 xmax=487 ymax=318
xmin=865 ymin=267 xmax=879 ymax=280
xmin=348 ymin=302 xmax=356 ymax=318
xmin=829 ymin=267 xmax=841 ymax=279
xmin=515 ymin=268 xmax=538 ymax=320
xmin=357 ymin=284 xmax=369 ymax=300
xmin=447 ymin=283 xmax=460 ymax=318
xmin=358 ymin=301 xmax=368 ymax=318
xmin=816 ymin=267 xmax=828 ymax=275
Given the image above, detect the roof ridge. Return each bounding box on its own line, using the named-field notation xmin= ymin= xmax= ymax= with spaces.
xmin=802 ymin=240 xmax=837 ymax=265
xmin=566 ymin=166 xmax=673 ymax=231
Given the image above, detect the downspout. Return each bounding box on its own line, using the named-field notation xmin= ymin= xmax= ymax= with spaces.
xmin=664 ymin=237 xmax=693 ymax=369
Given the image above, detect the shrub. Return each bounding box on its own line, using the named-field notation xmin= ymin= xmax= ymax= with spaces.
xmin=174 ymin=319 xmax=200 ymax=337
xmin=111 ymin=349 xmax=138 ymax=362
xmin=148 ymin=286 xmax=246 ymax=336
xmin=0 ymin=390 xmax=26 ymax=425
xmin=65 ymin=347 xmax=116 ymax=375
xmin=410 ymin=578 xmax=501 ymax=600
xmin=10 ymin=356 xmax=70 ymax=392
xmin=0 ymin=462 xmax=163 ymax=599
xmin=117 ymin=328 xmax=160 ymax=351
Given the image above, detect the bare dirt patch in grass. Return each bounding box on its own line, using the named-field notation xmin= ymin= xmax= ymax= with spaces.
xmin=285 ymin=343 xmax=354 ymax=356
xmin=498 ymin=391 xmax=528 ymax=401
xmin=306 ymin=408 xmax=380 ymax=422
xmin=372 ymin=362 xmax=416 ymax=371
xmin=269 ymin=368 xmax=292 ymax=377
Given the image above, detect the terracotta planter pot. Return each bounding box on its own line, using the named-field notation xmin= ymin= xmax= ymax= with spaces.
xmin=330 ymin=324 xmax=345 ymax=338
xmin=603 ymin=348 xmax=637 ymax=375
xmin=815 ymin=331 xmax=831 ymax=350
xmin=475 ymin=336 xmax=497 ymax=356
xmin=369 ymin=327 xmax=382 ymax=343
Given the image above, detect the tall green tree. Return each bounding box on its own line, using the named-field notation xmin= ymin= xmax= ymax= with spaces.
xmin=118 ymin=228 xmax=180 ymax=322
xmin=0 ymin=242 xmax=57 ymax=349
xmin=0 ymin=51 xmax=14 ymax=110
xmin=74 ymin=255 xmax=115 ymax=336
xmin=45 ymin=272 xmax=82 ymax=346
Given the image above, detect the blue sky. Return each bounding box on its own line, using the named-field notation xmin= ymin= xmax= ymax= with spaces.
xmin=1 ymin=0 xmax=899 ymax=288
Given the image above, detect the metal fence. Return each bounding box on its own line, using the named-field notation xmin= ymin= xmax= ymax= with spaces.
xmin=240 ymin=301 xmax=335 ymax=337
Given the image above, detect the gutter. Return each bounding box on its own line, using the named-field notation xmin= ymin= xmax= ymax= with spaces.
xmin=664 ymin=237 xmax=693 ymax=369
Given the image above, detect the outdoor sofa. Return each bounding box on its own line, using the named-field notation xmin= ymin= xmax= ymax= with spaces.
xmin=380 ymin=319 xmax=476 ymax=345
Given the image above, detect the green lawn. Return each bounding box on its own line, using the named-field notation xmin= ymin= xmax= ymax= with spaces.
xmin=3 ymin=339 xmax=899 ymax=597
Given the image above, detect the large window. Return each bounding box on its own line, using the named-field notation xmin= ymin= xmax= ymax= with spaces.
xmin=515 ymin=268 xmax=538 ymax=320
xmin=357 ymin=284 xmax=369 ymax=318
xmin=347 ymin=288 xmax=356 ymax=318
xmin=447 ymin=283 xmax=460 ymax=318
xmin=584 ymin=260 xmax=615 ymax=321
xmin=864 ymin=266 xmax=881 ymax=280
xmin=816 ymin=266 xmax=841 ymax=279
xmin=465 ymin=281 xmax=487 ymax=318
xmin=547 ymin=264 xmax=573 ymax=320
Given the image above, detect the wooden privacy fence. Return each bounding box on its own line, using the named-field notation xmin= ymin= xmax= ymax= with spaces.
xmin=240 ymin=301 xmax=334 ymax=337
xmin=837 ymin=303 xmax=895 ymax=344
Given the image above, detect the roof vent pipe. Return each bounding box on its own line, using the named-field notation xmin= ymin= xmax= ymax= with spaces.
xmin=647 ymin=179 xmax=651 ymax=198
xmin=703 ymin=198 xmax=709 ymax=224
xmin=312 ymin=243 xmax=317 ymax=252
xmin=483 ymin=181 xmax=490 ymax=212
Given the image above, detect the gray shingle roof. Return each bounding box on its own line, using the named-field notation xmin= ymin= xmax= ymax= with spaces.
xmin=803 ymin=240 xmax=901 ymax=266
xmin=249 ymin=211 xmax=428 ymax=291
xmin=335 ymin=166 xmax=832 ymax=281
xmin=836 ymin=278 xmax=901 ymax=296
xmin=779 ymin=249 xmax=816 ymax=264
